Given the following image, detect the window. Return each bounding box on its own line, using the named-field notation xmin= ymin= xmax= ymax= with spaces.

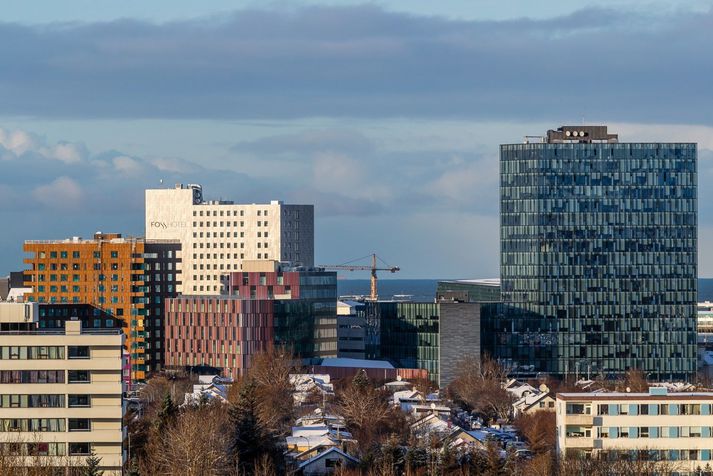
xmin=68 ymin=419 xmax=90 ymax=432
xmin=565 ymin=426 xmax=591 ymax=438
xmin=68 ymin=442 xmax=90 ymax=456
xmin=68 ymin=346 xmax=90 ymax=359
xmin=566 ymin=403 xmax=591 ymax=415
xmin=68 ymin=371 xmax=90 ymax=383
xmin=72 ymin=251 xmax=80 ymax=258
xmin=110 ymin=251 xmax=118 ymax=258
xmin=68 ymin=395 xmax=90 ymax=407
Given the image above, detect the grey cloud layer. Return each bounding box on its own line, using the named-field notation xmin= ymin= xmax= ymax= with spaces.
xmin=1 ymin=5 xmax=711 ymax=122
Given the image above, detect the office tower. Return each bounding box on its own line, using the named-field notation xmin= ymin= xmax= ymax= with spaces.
xmin=22 ymin=233 xmax=180 ymax=381
xmin=492 ymin=125 xmax=697 ymax=380
xmin=145 ymin=183 xmax=314 ymax=295
xmin=164 ymin=261 xmax=336 ymax=379
xmin=0 ymin=302 xmax=124 ymax=474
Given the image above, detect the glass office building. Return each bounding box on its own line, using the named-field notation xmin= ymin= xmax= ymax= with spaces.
xmin=489 ymin=126 xmax=697 ymax=380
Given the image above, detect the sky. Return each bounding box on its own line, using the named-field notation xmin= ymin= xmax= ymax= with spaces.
xmin=1 ymin=1 xmax=713 ymax=278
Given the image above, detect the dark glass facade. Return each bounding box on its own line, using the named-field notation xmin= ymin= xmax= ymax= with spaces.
xmin=372 ymin=302 xmax=441 ymax=383
xmin=490 ymin=139 xmax=697 ymax=380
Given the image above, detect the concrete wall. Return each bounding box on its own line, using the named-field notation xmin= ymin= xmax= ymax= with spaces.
xmin=438 ymin=302 xmax=480 ymax=389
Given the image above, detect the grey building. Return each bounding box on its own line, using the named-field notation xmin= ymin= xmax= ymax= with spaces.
xmin=485 ymin=125 xmax=697 ymax=381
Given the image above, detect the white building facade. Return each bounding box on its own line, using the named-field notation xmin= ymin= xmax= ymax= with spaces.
xmin=557 ymin=389 xmax=713 ymax=473
xmin=0 ymin=303 xmax=124 ymax=474
xmin=145 ymin=184 xmax=314 ymax=295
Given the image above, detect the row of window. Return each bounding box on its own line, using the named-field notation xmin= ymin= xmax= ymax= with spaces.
xmin=0 ymin=370 xmax=90 ymax=384
xmin=192 ymin=241 xmax=271 ymax=249
xmin=0 ymin=442 xmax=92 ymax=457
xmin=599 ymin=448 xmax=712 ymax=462
xmin=0 ymin=394 xmax=90 ymax=408
xmin=566 ymin=425 xmax=713 ymax=439
xmin=36 ymin=251 xmax=120 ymax=259
xmin=0 ymin=418 xmax=90 ymax=432
xmin=0 ymin=346 xmax=89 ymax=360
xmin=565 ymin=402 xmax=712 ymax=416
xmin=192 ymin=209 xmax=269 ymax=217
xmin=192 ymin=220 xmax=269 ymax=227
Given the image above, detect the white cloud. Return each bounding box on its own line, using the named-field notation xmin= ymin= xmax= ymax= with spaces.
xmin=32 ymin=176 xmax=84 ymax=209
xmin=51 ymin=142 xmax=86 ymax=163
xmin=112 ymin=155 xmax=144 ymax=175
xmin=0 ymin=127 xmax=87 ymax=163
xmin=0 ymin=129 xmax=37 ymax=157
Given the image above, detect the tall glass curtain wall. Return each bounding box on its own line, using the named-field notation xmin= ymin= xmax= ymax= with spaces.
xmin=496 ymin=142 xmax=697 ymax=380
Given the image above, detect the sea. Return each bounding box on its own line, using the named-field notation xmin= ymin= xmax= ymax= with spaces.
xmin=338 ymin=278 xmax=713 ymax=302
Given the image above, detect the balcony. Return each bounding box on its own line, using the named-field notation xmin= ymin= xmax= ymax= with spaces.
xmin=564 ymin=414 xmax=593 ymax=426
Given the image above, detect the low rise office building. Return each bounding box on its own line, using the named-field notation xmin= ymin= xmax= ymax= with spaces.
xmin=557 ymin=389 xmax=713 ymax=472
xmin=366 ymin=301 xmax=481 ymax=388
xmin=0 ymin=302 xmax=124 ymax=474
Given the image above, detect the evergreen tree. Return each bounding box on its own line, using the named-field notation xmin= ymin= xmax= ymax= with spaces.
xmin=83 ymin=450 xmax=103 ymax=476
xmin=229 ymin=378 xmax=276 ymax=475
xmin=127 ymin=456 xmax=140 ymax=476
xmin=351 ymin=369 xmax=370 ymax=392
xmin=155 ymin=392 xmax=178 ymax=433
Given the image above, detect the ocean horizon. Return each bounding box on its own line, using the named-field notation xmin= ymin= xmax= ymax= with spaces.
xmin=338 ymin=278 xmax=713 ymax=302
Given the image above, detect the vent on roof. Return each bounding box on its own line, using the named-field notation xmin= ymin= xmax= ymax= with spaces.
xmin=649 ymin=387 xmax=668 ymax=396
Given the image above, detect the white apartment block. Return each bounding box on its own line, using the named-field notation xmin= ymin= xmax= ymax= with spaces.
xmin=145 ymin=184 xmax=314 ymax=295
xmin=0 ymin=302 xmax=124 ymax=474
xmin=557 ymin=389 xmax=713 ymax=473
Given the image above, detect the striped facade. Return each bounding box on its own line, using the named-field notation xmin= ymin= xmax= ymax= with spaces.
xmin=165 ymin=269 xmax=337 ymax=379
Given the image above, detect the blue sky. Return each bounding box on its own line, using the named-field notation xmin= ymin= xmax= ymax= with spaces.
xmin=1 ymin=1 xmax=713 ymax=278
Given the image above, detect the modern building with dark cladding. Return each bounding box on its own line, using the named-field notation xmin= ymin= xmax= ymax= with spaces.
xmin=488 ymin=125 xmax=697 ymax=381
xmin=369 ymin=301 xmax=480 ymax=387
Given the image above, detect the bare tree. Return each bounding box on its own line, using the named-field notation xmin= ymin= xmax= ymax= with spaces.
xmin=140 ymin=402 xmax=230 ymax=476
xmin=448 ymin=354 xmax=513 ymax=423
xmin=624 ymin=368 xmax=649 ymax=392
xmin=337 ymin=371 xmax=408 ymax=451
xmin=513 ymin=411 xmax=556 ymax=455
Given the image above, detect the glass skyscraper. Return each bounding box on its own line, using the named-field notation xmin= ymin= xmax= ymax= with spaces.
xmin=487 ymin=126 xmax=697 ymax=380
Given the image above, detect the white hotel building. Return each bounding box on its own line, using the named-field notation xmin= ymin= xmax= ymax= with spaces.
xmin=557 ymin=388 xmax=713 ymax=473
xmin=145 ymin=184 xmax=314 ymax=295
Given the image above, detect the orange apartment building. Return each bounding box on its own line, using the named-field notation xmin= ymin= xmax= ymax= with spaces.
xmin=23 ymin=233 xmax=180 ymax=381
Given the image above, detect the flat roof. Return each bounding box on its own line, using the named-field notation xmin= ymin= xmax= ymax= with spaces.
xmin=557 ymin=392 xmax=713 ymax=401
xmin=439 ymin=279 xmax=500 ymax=287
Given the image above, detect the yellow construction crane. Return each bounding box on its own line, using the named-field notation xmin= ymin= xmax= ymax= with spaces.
xmin=320 ymin=254 xmax=400 ymax=301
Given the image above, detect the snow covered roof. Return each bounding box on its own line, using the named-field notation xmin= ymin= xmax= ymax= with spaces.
xmin=298 ymin=447 xmax=360 ymax=470
xmin=317 ymin=358 xmax=394 ymax=369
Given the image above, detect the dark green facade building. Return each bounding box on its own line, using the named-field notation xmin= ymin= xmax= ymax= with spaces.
xmin=488 ymin=125 xmax=697 ymax=380
xmin=369 ymin=301 xmax=480 ymax=387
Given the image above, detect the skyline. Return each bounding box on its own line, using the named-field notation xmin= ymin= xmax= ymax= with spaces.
xmin=2 ymin=2 xmax=713 ymax=278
